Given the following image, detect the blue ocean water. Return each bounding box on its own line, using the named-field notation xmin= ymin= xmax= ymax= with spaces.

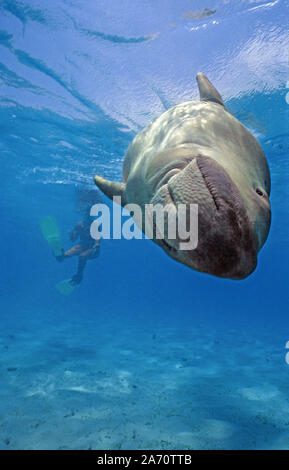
xmin=0 ymin=0 xmax=288 ymax=450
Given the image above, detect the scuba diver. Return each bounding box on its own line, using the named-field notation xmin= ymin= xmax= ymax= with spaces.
xmin=55 ymin=213 xmax=100 ymax=286
xmin=39 ymin=189 xmax=101 ymax=295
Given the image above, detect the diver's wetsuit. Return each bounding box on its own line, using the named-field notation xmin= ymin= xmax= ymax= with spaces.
xmin=58 ymin=220 xmax=100 ymax=285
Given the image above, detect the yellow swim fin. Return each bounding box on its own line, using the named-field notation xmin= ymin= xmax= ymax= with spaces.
xmin=39 ymin=216 xmax=63 ymax=258
xmin=56 ymin=279 xmax=75 ymax=295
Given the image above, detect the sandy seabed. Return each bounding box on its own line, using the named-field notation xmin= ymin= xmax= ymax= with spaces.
xmin=1 ymin=313 xmax=289 ymax=450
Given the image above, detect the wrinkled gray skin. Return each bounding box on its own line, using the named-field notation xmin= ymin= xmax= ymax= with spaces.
xmin=94 ymin=74 xmax=271 ymax=279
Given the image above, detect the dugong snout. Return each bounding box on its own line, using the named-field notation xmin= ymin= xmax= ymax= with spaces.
xmin=151 ymin=155 xmax=258 ymax=279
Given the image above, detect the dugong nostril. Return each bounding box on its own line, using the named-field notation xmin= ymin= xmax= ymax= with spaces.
xmin=155 ymin=168 xmax=181 ymax=192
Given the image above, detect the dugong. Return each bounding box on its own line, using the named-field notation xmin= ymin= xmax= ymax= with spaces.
xmin=94 ymin=74 xmax=271 ymax=279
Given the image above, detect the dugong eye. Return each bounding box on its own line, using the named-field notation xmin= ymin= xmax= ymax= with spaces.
xmin=256 ymin=188 xmax=264 ymax=197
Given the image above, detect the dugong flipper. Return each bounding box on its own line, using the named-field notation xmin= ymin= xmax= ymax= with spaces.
xmin=94 ymin=73 xmax=271 ymax=279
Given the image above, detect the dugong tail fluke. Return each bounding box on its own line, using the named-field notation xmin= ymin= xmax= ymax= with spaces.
xmin=196 ymin=72 xmax=224 ymax=107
